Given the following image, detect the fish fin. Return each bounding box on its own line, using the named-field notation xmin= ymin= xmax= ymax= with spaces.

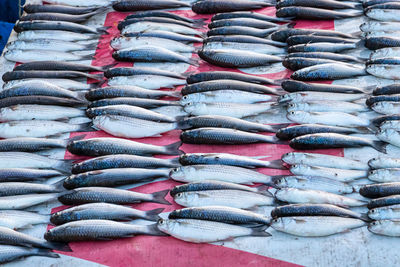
xmin=18 ymin=224 xmax=33 ymax=229
xmin=181 ymin=71 xmax=196 ymax=78
xmin=360 ymin=213 xmax=372 ymax=222
xmin=99 ymin=63 xmax=117 ymax=72
xmin=45 ymin=241 xmax=72 ymax=252
xmin=250 ymin=225 xmax=271 ymax=237
xmin=255 ymin=185 xmax=273 ymax=197
xmin=270 ymin=136 xmax=289 ymax=145
xmin=164 ymin=141 xmax=183 ymax=155
xmin=84 ymin=42 xmax=99 ymax=50
xmin=50 ymin=179 xmax=66 ymax=192
xmin=81 ymin=54 xmax=96 ymax=60
xmin=77 ymin=122 xmax=95 ymax=132
xmin=354 ymin=127 xmax=371 ymax=134
xmin=165 ymin=91 xmax=181 ymax=98
xmin=86 ymin=73 xmax=104 ymax=81
xmin=36 ymin=249 xmax=60 ymax=259
xmin=89 ymin=83 xmax=100 ymax=89
xmin=54 ymin=160 xmax=74 ymax=174
xmin=266 ymin=159 xmax=287 ymax=170
xmin=188 ymin=58 xmax=199 ymax=67
xmin=97 ymin=26 xmax=111 ymax=34
xmin=144 ymin=208 xmax=165 ymax=221
xmin=167 ymin=157 xmax=181 ymax=167
xmin=267 ymin=123 xmax=292 ymax=133
xmin=355 ymin=39 xmax=365 ymax=49
xmin=372 ymin=141 xmax=387 ymax=154
xmin=151 ymin=189 xmax=171 ymax=205
xmin=146 ymin=223 xmax=168 ymax=236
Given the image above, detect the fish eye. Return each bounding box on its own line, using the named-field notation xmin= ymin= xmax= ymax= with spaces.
xmin=158 ymin=219 xmax=165 ymax=225
xmin=369 ymin=171 xmax=374 ymax=175
xmin=292 ymin=164 xmax=298 ymax=168
xmin=273 ymin=219 xmax=279 ymax=223
xmin=176 ymin=193 xmax=182 ymax=198
xmin=172 ymin=168 xmax=179 ymax=172
xmin=289 ymin=103 xmax=295 ymax=107
xmin=371 ymin=221 xmax=377 ymax=226
xmin=370 ymin=209 xmax=376 ymax=213
xmin=182 ymin=96 xmax=187 ymax=100
xmin=290 ymin=111 xmax=295 ymax=115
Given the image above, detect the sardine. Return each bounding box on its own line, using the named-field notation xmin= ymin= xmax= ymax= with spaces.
xmin=276 ymin=6 xmax=362 ymax=19
xmin=291 ymin=63 xmax=366 ymax=81
xmin=276 ymin=124 xmax=366 ymax=140
xmin=287 ymin=111 xmax=370 ymax=128
xmin=273 ymin=176 xmax=354 ymax=194
xmin=88 ymin=97 xmax=179 ymax=109
xmin=14 ymin=20 xmax=109 ymax=34
xmin=183 ymin=102 xmax=275 ymax=118
xmin=290 ymin=164 xmax=367 ymax=182
xmin=186 ymin=71 xmax=277 ymax=85
xmin=192 ymin=0 xmax=273 ymax=14
xmin=0 ymin=168 xmax=62 ymax=183
xmin=368 ymin=204 xmax=400 ymax=220
xmin=0 ymin=105 xmax=85 ymax=121
xmin=368 ymin=156 xmax=400 ymax=169
xmin=360 ymin=182 xmax=400 ymax=198
xmin=113 ymin=0 xmax=190 ymax=11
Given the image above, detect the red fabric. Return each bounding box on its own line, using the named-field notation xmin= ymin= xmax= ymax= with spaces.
xmin=49 ymin=7 xmax=339 ymax=266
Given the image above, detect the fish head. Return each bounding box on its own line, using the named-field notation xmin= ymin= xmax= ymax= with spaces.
xmin=169 ymin=166 xmax=192 ymax=182
xmin=5 ymin=41 xmax=17 ymax=50
xmin=157 ymin=218 xmax=177 ymax=234
xmin=173 ymin=192 xmax=195 ymax=206
xmin=376 ymin=128 xmax=393 ymax=141
xmin=50 ymin=211 xmax=72 ymax=225
xmin=270 ymin=217 xmax=291 ymax=231
xmin=287 ymin=102 xmax=306 ymax=112
xmin=287 ymin=110 xmax=308 ymax=122
xmin=278 ymin=94 xmax=293 ymax=103
xmin=183 ymin=102 xmax=203 ymax=114
xmin=110 ymin=37 xmax=123 ymax=50
xmin=367 ymin=208 xmax=382 ymax=221
xmin=92 ymin=115 xmax=109 ymax=127
xmin=180 ymin=94 xmax=197 ymax=106
xmin=273 ymin=176 xmax=290 ymax=188
xmin=275 ymin=7 xmax=295 ymax=18
xmin=367 ymin=220 xmax=389 ymax=234
xmin=290 ymin=164 xmax=309 ymax=175
xmin=281 ymin=152 xmax=302 ymax=164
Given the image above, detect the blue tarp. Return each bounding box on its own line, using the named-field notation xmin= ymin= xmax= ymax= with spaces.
xmin=0 ymin=0 xmax=26 ymax=52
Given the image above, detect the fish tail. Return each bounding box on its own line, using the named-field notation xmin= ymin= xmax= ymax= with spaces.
xmin=255 ymin=185 xmax=273 ymax=196
xmin=84 ymin=42 xmax=99 ymax=50
xmin=164 ymin=141 xmax=183 ymax=155
xmin=36 ymin=248 xmax=60 ymax=259
xmin=144 ymin=208 xmax=165 ymax=221
xmin=167 ymin=157 xmax=181 ymax=167
xmin=360 ymin=213 xmax=372 ymax=222
xmin=44 ymin=241 xmax=72 ymax=252
xmin=97 ymin=26 xmax=111 ymax=35
xmin=99 ymin=63 xmax=117 ymax=72
xmin=145 ymin=223 xmax=169 ymax=236
xmin=355 ymin=39 xmax=365 ymax=49
xmin=191 ymin=20 xmax=207 ymax=28
xmin=164 ymin=90 xmax=181 ymax=98
xmin=267 ymin=123 xmax=292 ymax=133
xmin=187 ymin=58 xmax=200 ymax=67
xmin=50 ymin=179 xmax=66 ymax=192
xmin=372 ymin=141 xmax=387 ymax=154
xmin=76 ymin=122 xmax=95 ymax=132
xmin=266 ymin=159 xmax=287 ymax=170
xmin=86 ymin=73 xmax=104 ymax=81
xmin=181 ymin=71 xmax=196 ymax=78
xmin=151 ymin=189 xmax=171 ymax=205
xmin=54 ymin=160 xmax=74 ymax=174
xmin=89 ymin=83 xmax=100 ymax=89
xmin=250 ymin=225 xmax=271 ymax=237
xmin=81 ymin=54 xmax=96 ymax=61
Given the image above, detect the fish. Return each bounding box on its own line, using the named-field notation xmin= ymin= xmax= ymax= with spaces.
xmin=271 ymin=216 xmax=366 ymax=237
xmin=182 ymin=79 xmax=280 ymax=95
xmin=368 ymin=157 xmax=400 ymax=169
xmin=6 ymin=39 xmax=97 ymax=52
xmin=380 ymin=120 xmax=400 ymax=130
xmin=366 ymin=8 xmax=400 ymax=22
xmin=63 ymin=168 xmax=170 ymax=189
xmin=158 ymin=218 xmax=269 ymax=243
xmin=14 ymin=20 xmax=109 ymax=34
xmin=286 ymin=35 xmax=358 ymax=46
xmin=198 ymin=49 xmax=282 ymax=68
xmin=360 ymin=183 xmax=400 ymax=198
xmin=169 ymin=206 xmax=270 ymax=226
xmin=289 ymin=164 xmax=368 ymax=182
xmin=4 ymin=49 xmax=93 ymax=63
xmin=368 ymin=195 xmax=400 ymax=209
xmin=192 ymin=0 xmax=273 ymax=14
xmin=287 ymin=42 xmax=360 ymax=53
xmin=86 ymin=105 xmax=176 ymax=123
xmin=283 ymin=57 xmax=340 ymax=71
xmin=186 ymin=71 xmax=278 ymax=85
xmin=4 ymin=78 xmax=97 ymax=91
xmin=286 ymin=111 xmax=370 ymax=128
xmin=207 ymin=26 xmax=280 ymax=38
xmin=71 ymin=154 xmax=179 ymax=174
xmin=88 ymin=97 xmax=179 ymax=109
xmin=178 ymin=115 xmax=287 ymax=133
xmin=211 ymin=11 xmax=291 ymax=23
xmin=276 ymin=6 xmax=362 ymax=19
xmin=0 ymin=192 xmax=68 ymax=210
xmin=372 ymin=115 xmax=400 ymax=126
xmin=23 ymin=4 xmax=102 ymax=14
xmin=290 ymin=133 xmax=387 ymax=153
xmin=112 ymin=46 xmax=198 ymax=66
xmin=0 ymin=152 xmax=72 ymax=173
xmin=46 ymin=220 xmax=165 ymax=242
xmin=14 ymin=61 xmax=112 ymax=72
xmin=44 ymin=0 xmax=111 ymax=6
xmin=183 ymin=102 xmax=275 ymax=118
xmin=119 ymin=17 xmax=201 ymax=31
xmin=373 ymin=84 xmax=400 ymax=95
xmin=367 ymin=64 xmax=400 ymax=79
xmin=203 ymin=41 xmax=285 ymax=55
xmin=17 ymin=30 xmax=100 ymax=42
xmin=174 ymin=190 xmax=274 ymax=209
xmin=368 ymin=220 xmax=400 ymax=236
xmin=107 ymin=75 xmax=186 ymax=90
xmin=275 ymin=188 xmax=366 ymax=207
xmin=0 ymin=136 xmax=83 ymax=152
xmin=364 ymin=0 xmax=400 ymax=8
xmin=291 ymin=63 xmax=366 ymax=81
xmin=179 ymin=153 xmax=282 ymax=169
xmin=208 ymin=18 xmax=279 ymax=29
xmin=0 ymin=245 xmax=59 ymax=264
xmin=0 ymin=168 xmax=62 ymax=183
xmin=0 ymin=210 xmax=50 ymax=229
xmin=286 ymin=51 xmax=363 ymax=63
xmin=372 ymin=101 xmax=400 ymax=115
xmin=368 ymin=204 xmax=400 ymax=220
xmin=92 ymin=115 xmax=178 ymax=138
xmin=365 ymin=37 xmax=400 ymax=50
xmin=204 ymin=35 xmax=287 ymax=47
xmin=0 ymin=105 xmax=85 ymax=121
xmin=86 ymin=85 xmax=179 ymax=100
xmin=170 ymin=180 xmax=271 ymax=197
xmin=113 ymin=0 xmax=190 ymax=11
xmin=0 ymin=182 xmax=64 ymax=197
xmin=376 ymin=129 xmax=400 ymax=148
xmin=279 ymin=92 xmax=365 ymax=103
xmin=287 ymin=101 xmax=368 ymax=113
xmin=67 ymin=137 xmax=182 ymax=156
xmin=169 ymin=165 xmax=274 ymax=185
xmin=272 ymin=27 xmax=356 ymax=42
xmin=110 ymin=36 xmax=196 ymax=53
xmin=276 ymin=124 xmax=366 ymax=140
xmin=271 ymin=204 xmax=368 ymax=221
xmin=151 ymin=105 xmax=187 ymax=118
xmin=58 ymin=187 xmax=171 ymax=205
xmin=276 ymin=0 xmax=360 ymax=9
xmin=125 ymin=10 xmax=205 ymax=24
xmin=274 ymin=176 xmax=354 ymax=194
xmin=104 ymin=66 xmax=186 ymax=80
xmin=0 ymin=120 xmax=91 ymax=138
xmin=181 ymin=127 xmax=285 ymax=145
xmin=180 ymin=90 xmax=274 ymax=105
xmin=282 ymin=152 xmax=368 ymax=170
xmin=0 ymin=96 xmax=85 ymax=109
xmin=51 ymin=203 xmax=163 ymax=225
xmin=366 ymin=95 xmax=400 ymax=107
xmin=361 ymin=21 xmax=400 ymax=33
xmin=121 ymin=22 xmax=203 ymax=37
xmin=124 ymin=30 xmax=203 ymax=43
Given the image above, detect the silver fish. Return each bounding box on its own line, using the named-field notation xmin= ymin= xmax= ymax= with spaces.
xmin=110 ymin=37 xmax=195 ymax=53
xmin=287 ymin=101 xmax=368 ymax=113
xmin=290 ymin=164 xmax=368 ymax=182
xmin=4 ymin=49 xmax=92 ymax=63
xmin=121 ymin=22 xmax=204 ymax=36
xmin=0 ymin=210 xmax=50 ymax=229
xmin=291 ymin=63 xmax=366 ymax=81
xmin=180 ymin=90 xmax=273 ymax=105
xmin=0 ymin=245 xmax=59 ymax=263
xmin=17 ymin=30 xmax=99 ymax=41
xmin=287 ymin=111 xmax=370 ymax=128
xmin=376 ymin=129 xmax=400 ymax=148
xmin=368 ymin=220 xmax=400 ymax=236
xmin=369 ymin=168 xmax=400 ymax=183
xmin=0 ymin=105 xmax=85 ymax=121
xmin=368 ymin=204 xmax=400 ymax=220
xmin=183 ymin=102 xmax=274 ymax=118
xmin=369 ymin=156 xmax=400 ymax=169
xmin=107 ymin=75 xmax=186 ymax=89
xmin=279 ymin=92 xmax=365 ymax=103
